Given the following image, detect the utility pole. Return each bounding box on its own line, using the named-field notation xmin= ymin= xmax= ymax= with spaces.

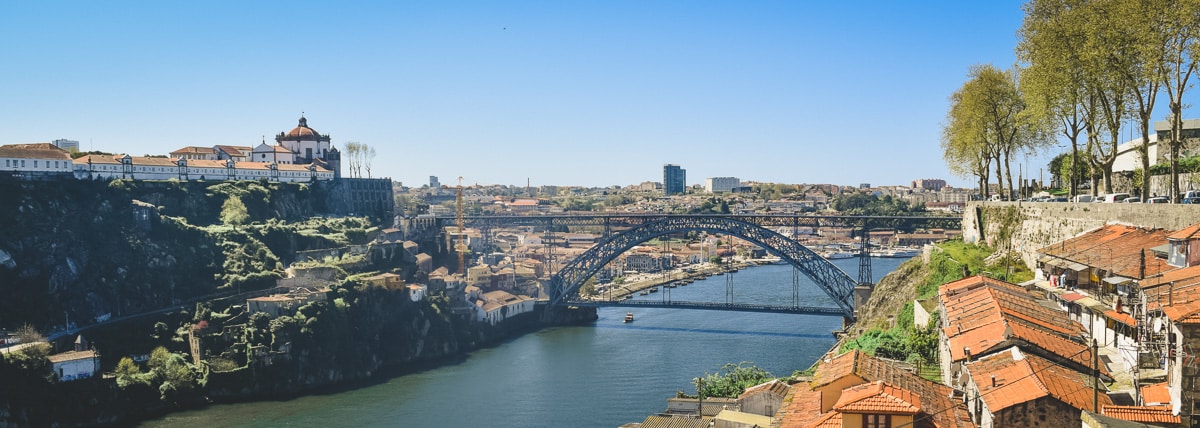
xmin=1093 ymin=338 xmax=1100 ymax=412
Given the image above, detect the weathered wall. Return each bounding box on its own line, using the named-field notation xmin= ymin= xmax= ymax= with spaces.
xmin=961 ymin=202 xmax=1200 ymax=270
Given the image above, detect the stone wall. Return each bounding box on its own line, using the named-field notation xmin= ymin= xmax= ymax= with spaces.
xmin=994 ymin=397 xmax=1084 ymax=428
xmin=961 ymin=201 xmax=1200 ymax=270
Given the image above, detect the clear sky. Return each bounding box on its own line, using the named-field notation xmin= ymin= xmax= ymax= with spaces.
xmin=3 ymin=1 xmax=1051 ymax=189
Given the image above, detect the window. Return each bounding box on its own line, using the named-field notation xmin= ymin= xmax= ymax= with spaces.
xmin=21 ymin=160 xmax=25 ymax=167
xmin=34 ymin=160 xmax=38 ymax=168
xmin=864 ymin=414 xmax=891 ymax=428
xmin=4 ymin=160 xmax=8 ymax=167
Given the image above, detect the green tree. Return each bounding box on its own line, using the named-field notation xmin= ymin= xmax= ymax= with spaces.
xmin=942 ymin=65 xmax=1053 ymax=199
xmin=1151 ymin=0 xmax=1200 ymax=200
xmin=1018 ymin=0 xmax=1092 ymax=197
xmin=220 ymin=196 xmax=249 ymax=226
xmin=694 ymin=362 xmax=774 ymax=398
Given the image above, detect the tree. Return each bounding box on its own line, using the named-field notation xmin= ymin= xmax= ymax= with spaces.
xmin=220 ymin=196 xmax=249 ymax=226
xmin=943 ymin=65 xmax=1053 ymax=199
xmin=343 ymin=141 xmax=364 ymax=178
xmin=1018 ymin=0 xmax=1092 ymax=197
xmin=1151 ymin=0 xmax=1200 ymax=200
xmin=364 ymin=145 xmax=376 ymax=178
xmin=694 ymin=362 xmax=774 ymax=398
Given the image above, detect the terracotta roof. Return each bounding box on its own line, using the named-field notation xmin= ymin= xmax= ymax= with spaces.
xmin=778 ymin=381 xmax=825 ymax=428
xmin=1140 ymin=382 xmax=1171 ymax=406
xmin=1105 ymin=310 xmax=1138 ymax=327
xmin=1168 ymin=221 xmax=1200 ymax=241
xmin=1060 ymin=292 xmax=1086 ymax=302
xmin=941 ymin=278 xmax=1092 ymax=370
xmin=1102 ymin=405 xmax=1181 ymax=424
xmin=1037 ymin=224 xmax=1172 ymax=279
xmin=215 ymin=145 xmax=253 ymax=157
xmin=833 ymin=381 xmax=921 ymax=415
xmin=47 ymin=349 xmax=98 ymax=363
xmin=966 ymin=347 xmax=1111 ymax=413
xmin=169 ymin=146 xmax=214 ymax=155
xmin=804 ymin=411 xmax=841 ymax=428
xmin=738 ymin=379 xmax=790 ymax=400
xmin=0 ymin=143 xmax=71 ymax=160
xmin=807 ymin=350 xmax=975 ymax=428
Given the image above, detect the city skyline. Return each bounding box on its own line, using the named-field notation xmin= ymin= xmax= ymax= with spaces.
xmin=4 ymin=1 xmax=1166 ymax=189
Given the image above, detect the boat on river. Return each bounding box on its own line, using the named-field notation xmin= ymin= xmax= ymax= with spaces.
xmin=624 ymin=312 xmax=634 ymax=323
xmin=824 ymin=251 xmax=856 ymax=259
xmin=639 ymin=290 xmax=649 ymax=296
xmin=649 ymin=287 xmax=659 ymax=293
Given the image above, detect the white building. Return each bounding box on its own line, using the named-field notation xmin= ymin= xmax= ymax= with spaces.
xmin=705 ymin=177 xmax=740 ymax=193
xmin=276 ymin=116 xmax=333 ymax=164
xmin=474 ymin=290 xmax=536 ymax=325
xmin=52 ymin=139 xmax=79 ymax=152
xmin=1112 ymin=133 xmax=1159 ymax=174
xmin=0 ymin=143 xmax=74 ymax=179
xmin=251 ymin=142 xmax=296 ymax=164
xmin=73 ymin=154 xmax=333 ymax=182
xmin=170 ymin=146 xmax=218 ymax=161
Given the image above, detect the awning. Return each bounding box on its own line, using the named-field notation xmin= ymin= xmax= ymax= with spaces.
xmin=1042 ymin=257 xmax=1088 ymax=272
xmin=1077 ymin=297 xmax=1108 ymax=312
xmin=1060 ymin=292 xmax=1086 ymax=302
xmin=1105 ymin=310 xmax=1138 ymax=327
xmin=1103 ymin=276 xmax=1133 ymax=285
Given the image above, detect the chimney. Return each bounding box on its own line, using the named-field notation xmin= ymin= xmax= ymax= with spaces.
xmin=1140 ymin=249 xmax=1146 ymax=279
xmin=990 ymin=375 xmax=997 ymax=388
xmin=964 ymin=347 xmax=971 ymax=362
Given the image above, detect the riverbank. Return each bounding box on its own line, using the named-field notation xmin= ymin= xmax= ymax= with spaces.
xmin=595 ymin=261 xmax=758 ymax=300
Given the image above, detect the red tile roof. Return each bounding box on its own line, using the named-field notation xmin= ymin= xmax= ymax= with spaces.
xmin=1102 ymin=405 xmax=1181 ymax=424
xmin=941 ymin=277 xmax=1096 ymax=373
xmin=804 ymin=350 xmax=975 ymax=428
xmin=169 ymin=146 xmax=215 ymax=155
xmin=833 ymin=381 xmax=921 ymax=415
xmin=738 ymin=379 xmax=789 ymax=400
xmin=0 ymin=143 xmax=71 ymax=160
xmin=1168 ymin=221 xmax=1200 ymax=241
xmin=1104 ymin=310 xmax=1137 ymax=327
xmin=778 ymin=381 xmax=825 ymax=428
xmin=966 ymin=347 xmax=1111 ymax=413
xmin=1140 ymin=382 xmax=1171 ymax=406
xmin=1037 ymin=224 xmax=1171 ymax=279
xmin=804 ymin=411 xmax=841 ymax=428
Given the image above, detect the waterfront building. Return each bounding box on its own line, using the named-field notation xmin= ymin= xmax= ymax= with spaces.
xmin=0 ymin=143 xmax=74 ymax=180
xmin=473 ymin=289 xmax=535 ymax=325
xmin=664 ymin=164 xmax=686 ymax=195
xmin=49 ymin=348 xmax=100 ymax=382
xmin=705 ymin=176 xmax=740 ymax=193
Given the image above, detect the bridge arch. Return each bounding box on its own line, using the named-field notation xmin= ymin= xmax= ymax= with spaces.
xmin=547 ymin=216 xmax=858 ymax=317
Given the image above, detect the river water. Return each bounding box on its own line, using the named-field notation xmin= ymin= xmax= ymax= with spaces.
xmin=142 ymin=257 xmax=907 ymax=428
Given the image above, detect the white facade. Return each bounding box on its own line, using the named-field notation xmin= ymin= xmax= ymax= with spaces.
xmin=473 ymin=290 xmax=535 ymax=325
xmin=276 ymin=116 xmax=332 ymax=164
xmin=252 ymin=143 xmax=296 ymax=164
xmin=0 ymin=143 xmax=74 ymax=177
xmin=705 ymin=177 xmax=740 ymax=193
xmin=1112 ymin=133 xmax=1159 ymax=173
xmin=49 ymin=350 xmax=100 ymax=382
xmin=73 ymin=154 xmax=333 ymax=183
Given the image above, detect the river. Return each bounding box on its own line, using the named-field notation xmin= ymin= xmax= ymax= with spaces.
xmin=141 ymin=257 xmax=908 ymax=428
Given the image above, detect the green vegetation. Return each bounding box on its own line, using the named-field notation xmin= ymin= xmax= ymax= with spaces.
xmin=682 ymin=362 xmax=774 ymax=399
xmin=688 ymin=197 xmax=731 ymax=214
xmin=832 ymin=192 xmax=924 ymax=216
xmin=842 ymin=239 xmax=1031 ymax=382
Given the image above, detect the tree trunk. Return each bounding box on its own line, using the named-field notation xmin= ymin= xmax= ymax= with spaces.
xmin=1139 ymin=115 xmax=1152 ymax=198
xmin=994 ymin=157 xmax=1005 ymax=199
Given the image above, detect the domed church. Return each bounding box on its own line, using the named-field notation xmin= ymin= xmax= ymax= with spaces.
xmin=269 ymin=115 xmax=341 ymax=178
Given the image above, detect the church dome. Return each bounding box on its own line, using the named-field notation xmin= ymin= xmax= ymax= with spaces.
xmin=285 ymin=116 xmax=320 ymax=138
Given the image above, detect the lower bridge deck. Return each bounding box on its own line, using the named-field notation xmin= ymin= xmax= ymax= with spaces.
xmin=561 ymin=299 xmax=846 ymax=316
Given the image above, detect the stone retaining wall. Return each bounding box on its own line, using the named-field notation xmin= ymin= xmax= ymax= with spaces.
xmin=961 ymin=201 xmax=1200 ymax=269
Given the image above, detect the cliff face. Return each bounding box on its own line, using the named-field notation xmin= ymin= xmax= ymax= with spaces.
xmin=0 ymin=179 xmax=351 ymax=329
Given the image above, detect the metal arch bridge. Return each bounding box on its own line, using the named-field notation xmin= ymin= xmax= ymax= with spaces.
xmin=543 ymin=216 xmax=859 ymax=317
xmin=424 ymin=213 xmax=962 ymax=319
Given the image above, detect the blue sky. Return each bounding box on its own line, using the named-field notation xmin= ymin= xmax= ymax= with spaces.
xmin=3 ymin=1 xmax=1047 ymax=188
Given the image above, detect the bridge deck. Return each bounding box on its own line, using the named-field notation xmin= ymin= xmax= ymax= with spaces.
xmin=562 ymin=299 xmax=845 ymax=316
